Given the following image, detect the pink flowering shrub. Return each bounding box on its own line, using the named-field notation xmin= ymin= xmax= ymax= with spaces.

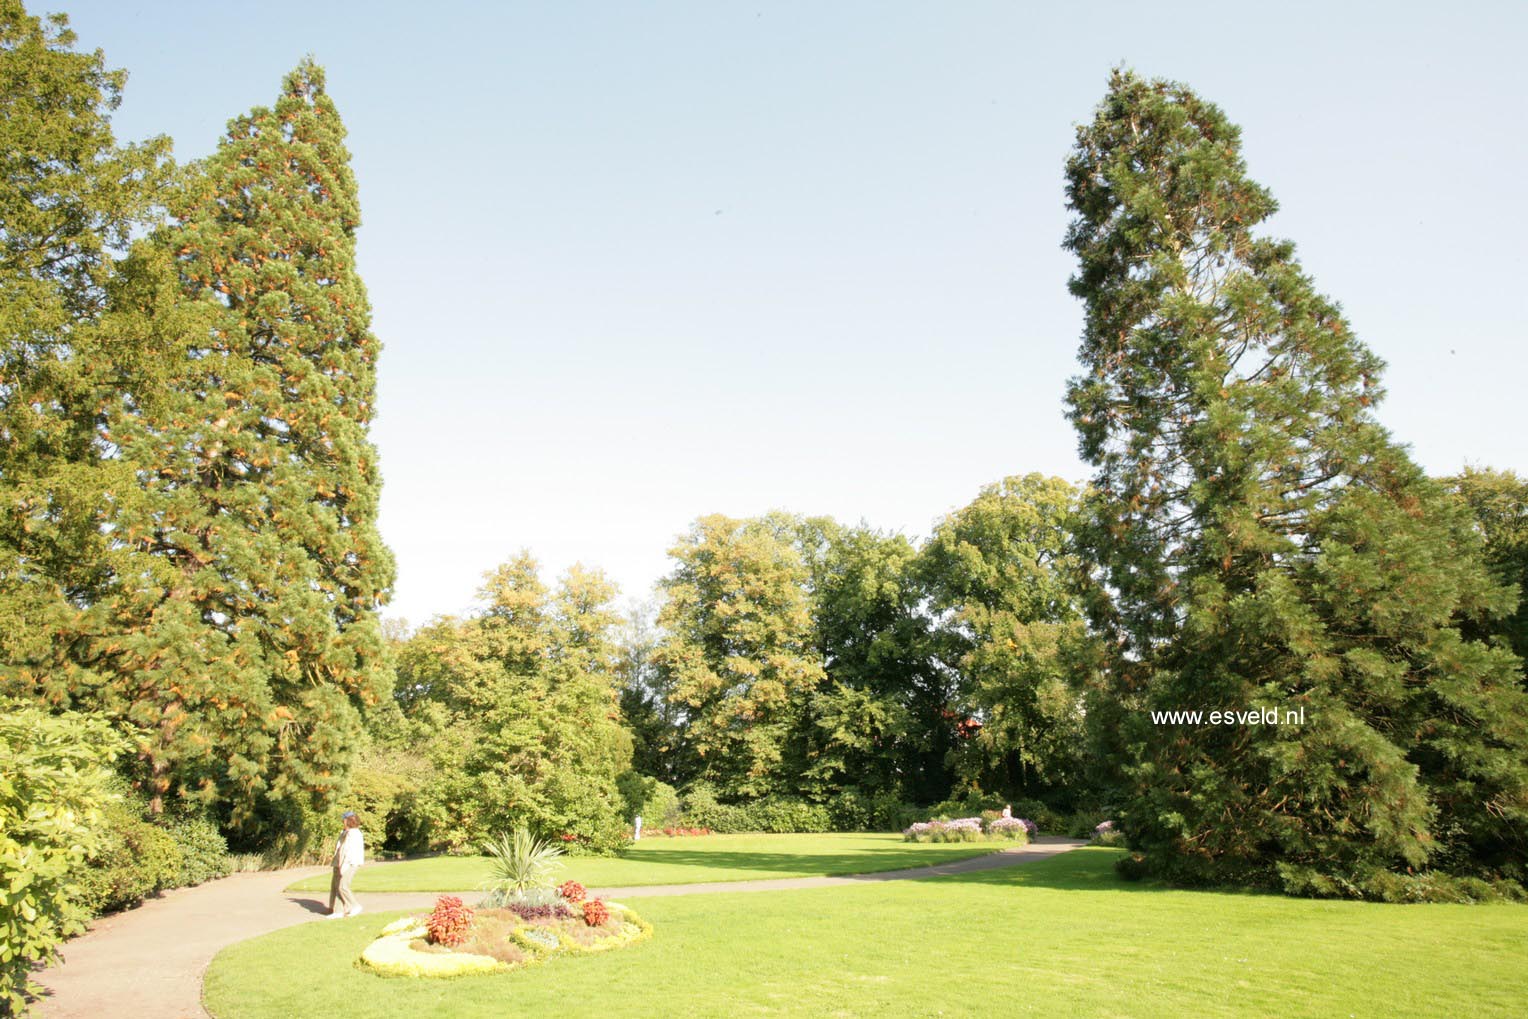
xmin=904 ymin=815 xmax=1036 ymax=843
xmin=988 ymin=816 xmax=1033 ymax=841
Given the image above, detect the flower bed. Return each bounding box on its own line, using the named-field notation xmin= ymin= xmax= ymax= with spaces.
xmin=1092 ymin=819 xmax=1124 ymax=847
xmin=902 ymin=815 xmax=1035 ymax=844
xmin=359 ymin=899 xmax=652 ymax=979
xmin=989 ymin=816 xmax=1037 ymax=839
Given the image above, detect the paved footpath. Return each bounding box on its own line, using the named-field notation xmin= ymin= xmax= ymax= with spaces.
xmin=35 ymin=836 xmax=1083 ymax=1019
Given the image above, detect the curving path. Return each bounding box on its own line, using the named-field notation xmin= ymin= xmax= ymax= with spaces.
xmin=34 ymin=836 xmax=1083 ymax=1019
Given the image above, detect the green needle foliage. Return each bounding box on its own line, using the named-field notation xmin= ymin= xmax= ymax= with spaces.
xmin=1449 ymin=467 xmax=1528 ymax=675
xmin=92 ymin=60 xmax=393 ymax=830
xmin=1063 ymin=69 xmax=1528 ymax=899
xmin=3 ymin=34 xmax=393 ymax=839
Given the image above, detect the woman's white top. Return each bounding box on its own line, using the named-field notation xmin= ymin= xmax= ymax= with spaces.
xmin=334 ymin=828 xmax=365 ymax=869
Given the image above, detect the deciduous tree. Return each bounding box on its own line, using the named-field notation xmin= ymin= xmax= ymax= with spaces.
xmin=400 ymin=555 xmax=632 ymax=852
xmin=0 ymin=0 xmax=169 ymax=710
xmin=794 ymin=524 xmax=945 ymax=803
xmin=920 ymin=475 xmax=1096 ymax=802
xmin=653 ymin=514 xmax=823 ymax=798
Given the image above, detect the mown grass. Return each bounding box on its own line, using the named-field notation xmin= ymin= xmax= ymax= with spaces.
xmin=218 ymin=847 xmax=1528 ymax=1018
xmin=284 ymin=833 xmax=1002 ymax=892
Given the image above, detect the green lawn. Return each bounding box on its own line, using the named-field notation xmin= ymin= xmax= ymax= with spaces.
xmin=217 ymin=847 xmax=1528 ymax=1019
xmin=284 ymin=833 xmax=1002 ymax=892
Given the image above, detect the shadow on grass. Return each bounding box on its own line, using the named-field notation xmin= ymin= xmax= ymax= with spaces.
xmin=591 ymin=846 xmax=1000 ymax=878
xmin=935 ymin=845 xmax=1287 ymax=901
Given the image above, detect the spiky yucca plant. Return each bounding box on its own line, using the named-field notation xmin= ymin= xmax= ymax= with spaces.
xmin=479 ymin=828 xmax=564 ymax=907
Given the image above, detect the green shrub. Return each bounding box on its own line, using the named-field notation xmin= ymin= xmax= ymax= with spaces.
xmin=164 ymin=815 xmax=231 ymax=887
xmin=924 ymin=790 xmax=1008 ymax=821
xmin=1278 ymin=864 xmax=1528 ymax=904
xmin=72 ymin=791 xmax=182 ymax=916
xmin=421 ymin=746 xmax=629 ymax=857
xmin=235 ymin=795 xmax=346 ymax=866
xmin=749 ymin=799 xmax=833 ymax=833
xmin=618 ymin=771 xmax=681 ymax=828
xmin=825 ymin=790 xmax=923 ymax=832
xmin=348 ymin=747 xmax=436 ymax=853
xmin=1116 ymin=853 xmax=1151 ymax=882
xmin=679 ymin=789 xmax=834 ymax=834
xmin=0 ymin=705 xmax=123 ymax=1016
xmin=646 ymin=782 xmax=682 ymax=827
xmin=1007 ymin=799 xmax=1069 ymax=834
xmin=1065 ymin=808 xmax=1116 ymax=839
xmin=824 ymin=791 xmax=872 ymax=831
xmin=677 ymin=784 xmax=724 ymax=827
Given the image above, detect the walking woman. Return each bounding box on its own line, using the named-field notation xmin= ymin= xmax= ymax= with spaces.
xmin=327 ymin=811 xmax=365 ymax=918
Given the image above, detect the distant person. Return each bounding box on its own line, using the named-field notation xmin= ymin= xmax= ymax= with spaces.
xmin=327 ymin=811 xmax=365 ymax=918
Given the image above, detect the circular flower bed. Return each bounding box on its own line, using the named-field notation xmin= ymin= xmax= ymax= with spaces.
xmin=359 ymin=897 xmax=652 ymax=979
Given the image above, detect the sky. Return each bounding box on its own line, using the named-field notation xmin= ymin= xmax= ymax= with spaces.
xmin=58 ymin=1 xmax=1528 ymax=626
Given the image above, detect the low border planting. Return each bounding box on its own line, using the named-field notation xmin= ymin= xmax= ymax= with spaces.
xmin=903 ymin=813 xmax=1037 ymax=844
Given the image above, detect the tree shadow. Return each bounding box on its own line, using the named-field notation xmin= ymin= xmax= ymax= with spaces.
xmin=928 ymin=845 xmax=1285 ymax=899
xmin=605 ymin=846 xmax=1001 ymax=878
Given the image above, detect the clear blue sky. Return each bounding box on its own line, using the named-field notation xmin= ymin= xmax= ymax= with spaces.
xmin=60 ymin=1 xmax=1528 ymax=625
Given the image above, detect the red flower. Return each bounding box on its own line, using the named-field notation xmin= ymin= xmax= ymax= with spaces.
xmin=558 ymin=880 xmax=586 ymax=903
xmin=582 ymin=898 xmax=609 ymax=927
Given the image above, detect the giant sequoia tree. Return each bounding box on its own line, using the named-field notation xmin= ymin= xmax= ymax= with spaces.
xmin=1065 ymin=70 xmax=1528 ymax=897
xmin=92 ymin=61 xmax=394 ymax=828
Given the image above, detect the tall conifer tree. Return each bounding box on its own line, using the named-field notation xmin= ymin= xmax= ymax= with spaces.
xmin=1064 ymin=70 xmax=1527 ymax=897
xmin=96 ymin=60 xmax=394 ymax=826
